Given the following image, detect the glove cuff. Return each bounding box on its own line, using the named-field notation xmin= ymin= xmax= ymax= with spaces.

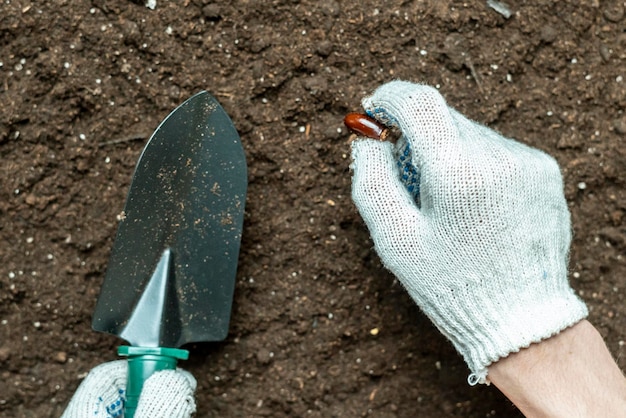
xmin=428 ymin=282 xmax=588 ymax=384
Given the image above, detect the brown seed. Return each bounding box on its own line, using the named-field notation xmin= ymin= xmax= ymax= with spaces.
xmin=343 ymin=113 xmax=389 ymax=140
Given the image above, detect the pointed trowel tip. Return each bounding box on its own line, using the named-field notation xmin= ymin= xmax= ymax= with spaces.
xmin=119 ymin=248 xmax=175 ymax=347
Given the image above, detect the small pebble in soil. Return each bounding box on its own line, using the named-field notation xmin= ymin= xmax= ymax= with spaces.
xmin=0 ymin=346 xmax=10 ymax=362
xmin=54 ymin=352 xmax=67 ymax=364
xmin=256 ymin=348 xmax=272 ymax=365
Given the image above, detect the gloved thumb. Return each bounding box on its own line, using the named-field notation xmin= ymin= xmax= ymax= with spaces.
xmin=134 ymin=369 xmax=197 ymax=418
xmin=351 ymin=139 xmax=425 ymax=253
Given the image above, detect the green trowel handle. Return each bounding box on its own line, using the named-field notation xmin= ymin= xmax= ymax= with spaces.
xmin=118 ymin=346 xmax=189 ymax=418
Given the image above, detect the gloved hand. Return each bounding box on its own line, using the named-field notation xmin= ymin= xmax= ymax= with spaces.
xmin=61 ymin=360 xmax=196 ymax=418
xmin=350 ymin=80 xmax=588 ymax=385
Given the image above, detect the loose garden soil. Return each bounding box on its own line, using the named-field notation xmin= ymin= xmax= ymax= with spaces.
xmin=1 ymin=1 xmax=625 ymax=416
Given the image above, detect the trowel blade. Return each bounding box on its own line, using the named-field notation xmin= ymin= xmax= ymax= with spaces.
xmin=92 ymin=91 xmax=247 ymax=348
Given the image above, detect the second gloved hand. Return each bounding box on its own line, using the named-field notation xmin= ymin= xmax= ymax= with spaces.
xmin=61 ymin=360 xmax=196 ymax=418
xmin=350 ymin=81 xmax=588 ymax=384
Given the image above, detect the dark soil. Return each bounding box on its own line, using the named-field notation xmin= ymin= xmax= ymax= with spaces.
xmin=1 ymin=0 xmax=625 ymax=417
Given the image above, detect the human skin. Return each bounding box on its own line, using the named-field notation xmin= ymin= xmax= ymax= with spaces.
xmin=488 ymin=320 xmax=626 ymax=417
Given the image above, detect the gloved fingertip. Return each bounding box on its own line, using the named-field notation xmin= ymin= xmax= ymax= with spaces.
xmin=361 ymin=81 xmax=459 ymax=163
xmin=177 ymin=369 xmax=198 ymax=391
xmin=135 ymin=370 xmax=197 ymax=418
xmin=145 ymin=369 xmax=197 ymax=393
xmin=350 ymin=137 xmax=394 ymax=168
xmin=363 ymin=81 xmax=448 ymax=124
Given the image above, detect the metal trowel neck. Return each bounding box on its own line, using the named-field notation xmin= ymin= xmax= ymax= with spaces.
xmin=120 ymin=248 xmax=179 ymax=348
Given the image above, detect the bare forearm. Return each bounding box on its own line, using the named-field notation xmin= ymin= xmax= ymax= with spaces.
xmin=489 ymin=320 xmax=626 ymax=417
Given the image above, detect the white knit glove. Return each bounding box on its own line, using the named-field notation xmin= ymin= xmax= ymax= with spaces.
xmin=351 ymin=80 xmax=588 ymax=384
xmin=61 ymin=360 xmax=196 ymax=418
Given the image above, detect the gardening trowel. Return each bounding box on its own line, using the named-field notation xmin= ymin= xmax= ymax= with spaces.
xmin=92 ymin=91 xmax=247 ymax=417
